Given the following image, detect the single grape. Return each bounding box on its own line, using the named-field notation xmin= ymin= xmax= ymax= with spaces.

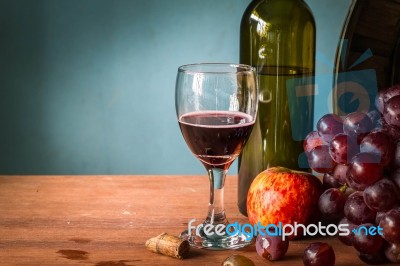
xmin=376 ymin=84 xmax=400 ymax=113
xmin=303 ymin=242 xmax=335 ymax=266
xmin=384 ymin=242 xmax=400 ymax=263
xmin=255 ymin=233 xmax=289 ymax=261
xmin=222 ymin=255 xmax=255 ymax=266
xmin=344 ymin=191 xmax=376 ymax=225
xmin=329 ymin=133 xmax=358 ymax=164
xmin=383 ymin=95 xmax=400 ymax=128
xmin=379 ymin=208 xmax=400 ymax=244
xmin=375 ymin=211 xmax=386 ymax=226
xmin=363 ymin=178 xmax=399 ymax=212
xmin=337 ymin=217 xmax=357 ymax=246
xmin=307 ymin=145 xmax=336 ymax=173
xmin=343 ymin=112 xmax=374 ymax=142
xmin=322 ymin=173 xmax=341 ymax=189
xmin=304 ymin=130 xmax=327 ymax=154
xmin=383 ymin=84 xmax=400 ymax=101
xmin=318 ymin=188 xmax=345 ymax=220
xmin=332 ymin=164 xmax=348 ymax=185
xmin=360 ymin=131 xmax=395 ymax=166
xmin=353 ymin=223 xmax=383 ymax=254
xmin=347 ymin=152 xmax=384 ymax=186
xmin=316 ymin=114 xmax=343 ymax=143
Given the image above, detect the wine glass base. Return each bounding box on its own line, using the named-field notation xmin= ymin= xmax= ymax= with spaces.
xmin=180 ymin=228 xmax=254 ymax=250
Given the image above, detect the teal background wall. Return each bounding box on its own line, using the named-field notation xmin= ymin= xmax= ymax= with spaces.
xmin=0 ymin=0 xmax=351 ymax=174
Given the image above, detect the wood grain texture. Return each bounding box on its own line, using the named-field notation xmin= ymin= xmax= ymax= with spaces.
xmin=0 ymin=175 xmax=392 ymax=265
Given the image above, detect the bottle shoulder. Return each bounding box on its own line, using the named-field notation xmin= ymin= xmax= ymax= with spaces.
xmin=241 ymin=0 xmax=315 ymax=26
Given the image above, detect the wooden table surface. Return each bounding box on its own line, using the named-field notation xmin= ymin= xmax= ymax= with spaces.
xmin=0 ymin=175 xmax=391 ymax=265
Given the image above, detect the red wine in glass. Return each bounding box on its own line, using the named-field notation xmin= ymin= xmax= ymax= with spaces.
xmin=179 ymin=111 xmax=254 ymax=169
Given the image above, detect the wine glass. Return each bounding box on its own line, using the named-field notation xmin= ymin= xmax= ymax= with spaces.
xmin=175 ymin=63 xmax=258 ymax=249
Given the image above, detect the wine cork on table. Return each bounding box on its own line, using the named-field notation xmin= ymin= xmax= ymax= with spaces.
xmin=145 ymin=233 xmax=190 ymax=259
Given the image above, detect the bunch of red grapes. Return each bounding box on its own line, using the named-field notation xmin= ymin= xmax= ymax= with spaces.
xmin=304 ymin=85 xmax=400 ymax=264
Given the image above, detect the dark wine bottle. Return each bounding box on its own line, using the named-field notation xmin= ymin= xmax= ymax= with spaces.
xmin=238 ymin=0 xmax=316 ymax=215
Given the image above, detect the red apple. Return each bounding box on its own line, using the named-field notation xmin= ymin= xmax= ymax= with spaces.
xmin=247 ymin=167 xmax=323 ymax=239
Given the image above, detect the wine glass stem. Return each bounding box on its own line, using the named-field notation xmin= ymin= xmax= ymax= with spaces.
xmin=206 ymin=168 xmax=228 ymax=225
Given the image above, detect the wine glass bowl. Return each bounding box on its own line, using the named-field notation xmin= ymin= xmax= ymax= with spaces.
xmin=175 ymin=63 xmax=258 ymax=249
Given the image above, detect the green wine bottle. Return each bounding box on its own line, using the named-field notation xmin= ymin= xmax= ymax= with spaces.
xmin=238 ymin=0 xmax=316 ymax=215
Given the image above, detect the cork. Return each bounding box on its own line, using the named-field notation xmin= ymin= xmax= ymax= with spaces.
xmin=145 ymin=233 xmax=190 ymax=259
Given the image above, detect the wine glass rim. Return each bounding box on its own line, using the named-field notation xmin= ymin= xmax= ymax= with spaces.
xmin=178 ymin=63 xmax=255 ymax=74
